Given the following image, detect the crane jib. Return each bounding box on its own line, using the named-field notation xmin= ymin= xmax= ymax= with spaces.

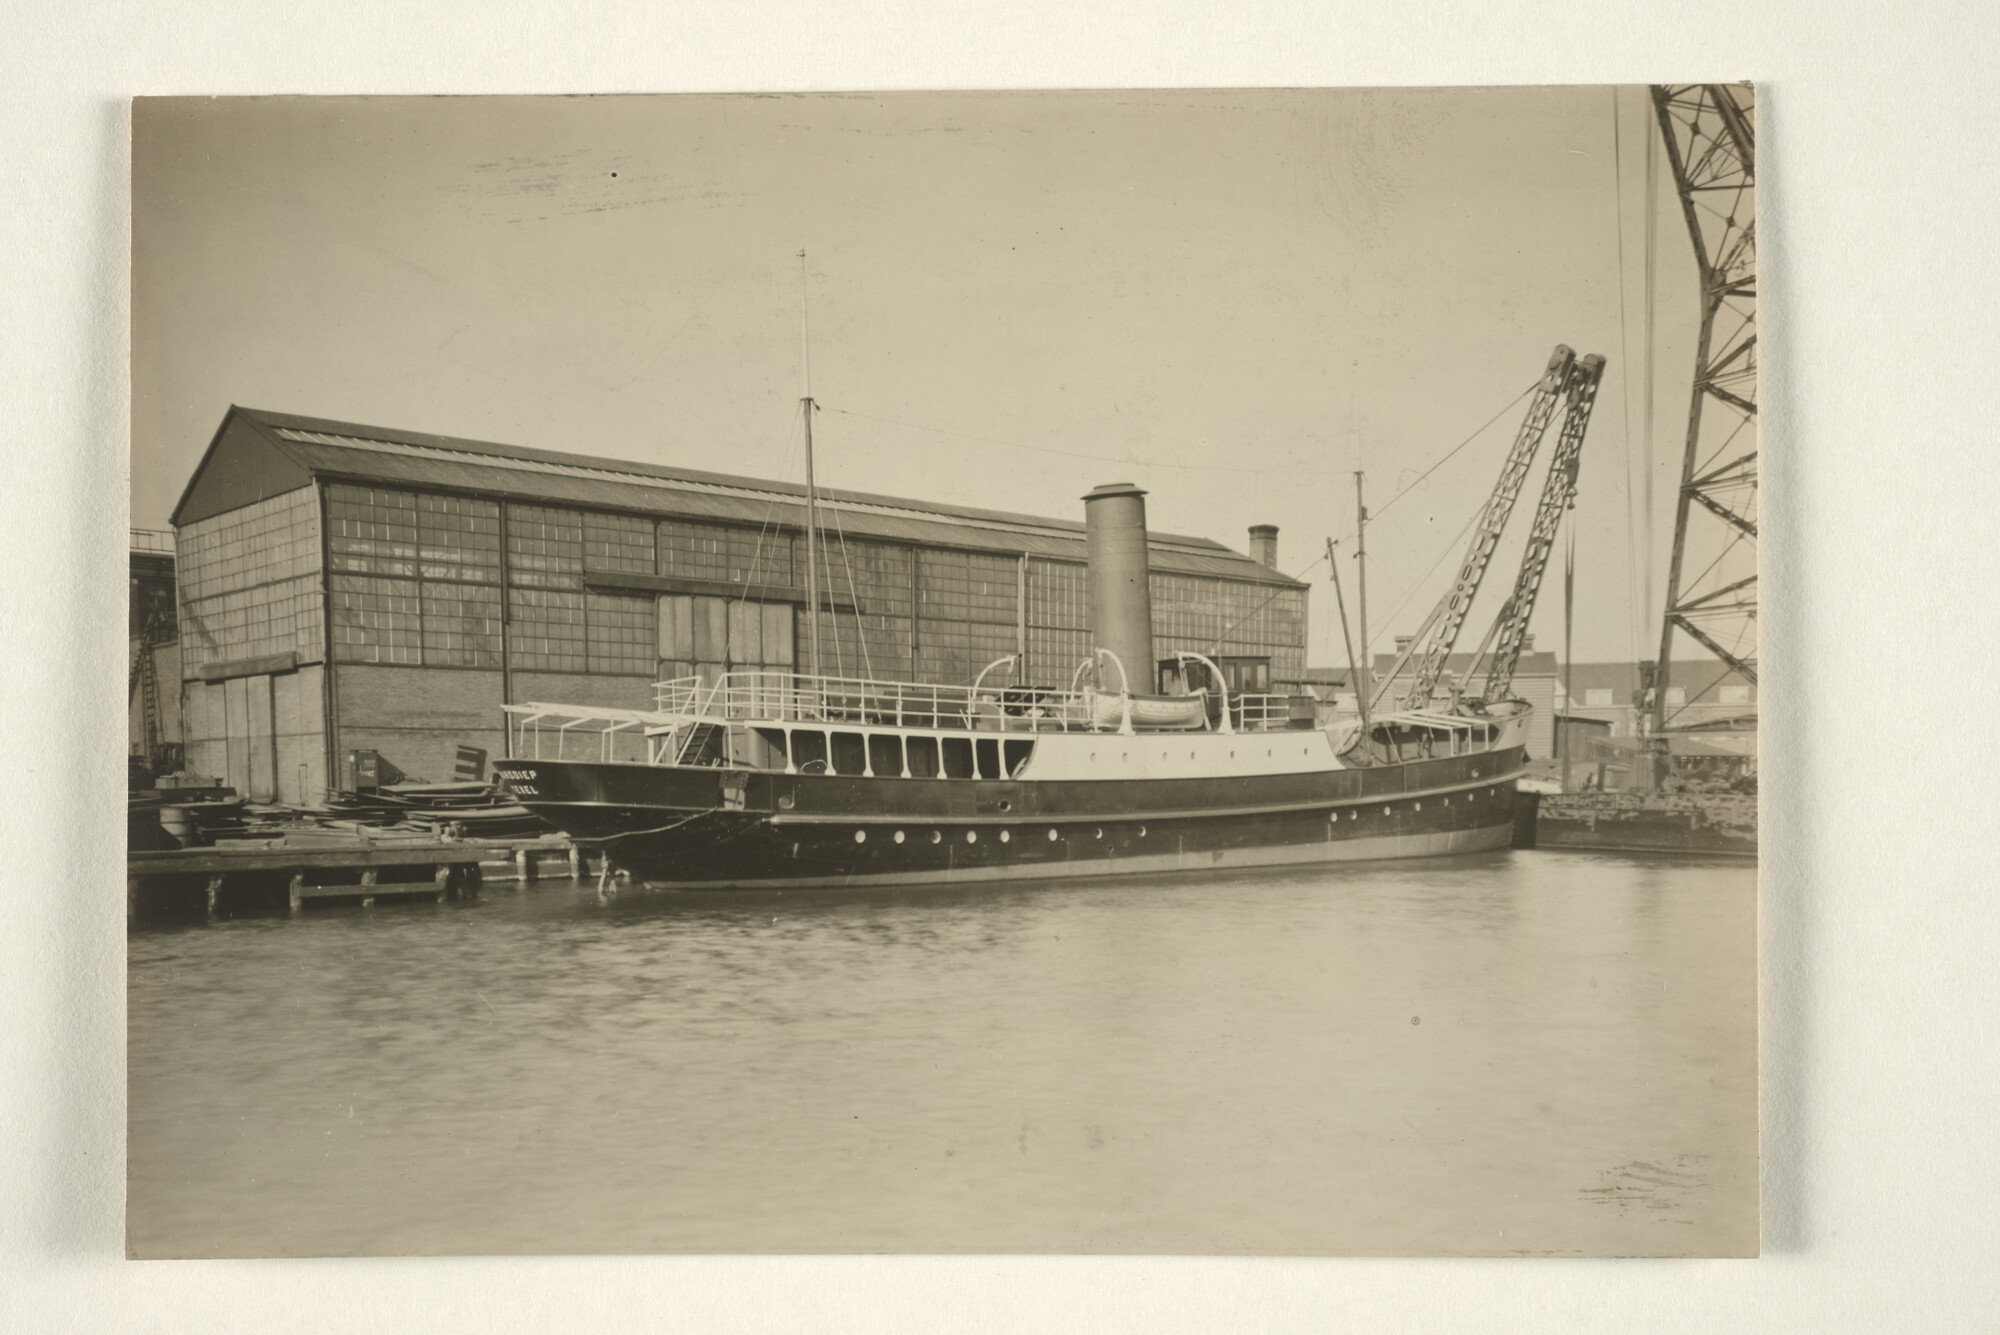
xmin=1480 ymin=354 xmax=1608 ymax=702
xmin=1387 ymin=344 xmax=1575 ymax=712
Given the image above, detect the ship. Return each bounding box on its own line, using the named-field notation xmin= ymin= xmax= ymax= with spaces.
xmin=493 ymin=345 xmax=1604 ymax=891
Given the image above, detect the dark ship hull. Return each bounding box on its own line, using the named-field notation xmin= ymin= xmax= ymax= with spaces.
xmin=494 ymin=743 xmax=1527 ymax=890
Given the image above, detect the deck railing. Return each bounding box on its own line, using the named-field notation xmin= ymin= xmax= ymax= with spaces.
xmin=652 ymin=670 xmax=1110 ymax=732
xmin=645 ymin=670 xmax=1309 ymax=736
xmin=1233 ymin=693 xmax=1295 ymax=732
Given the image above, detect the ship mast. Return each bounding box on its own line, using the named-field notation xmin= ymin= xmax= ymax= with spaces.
xmin=799 ymin=250 xmax=822 ymax=680
xmin=1353 ymin=471 xmax=1372 ymax=713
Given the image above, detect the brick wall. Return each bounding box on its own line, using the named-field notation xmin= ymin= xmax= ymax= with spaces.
xmin=335 ymin=663 xmax=504 ymax=786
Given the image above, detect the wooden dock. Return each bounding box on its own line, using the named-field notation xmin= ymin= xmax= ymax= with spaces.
xmin=127 ymin=834 xmax=607 ymax=919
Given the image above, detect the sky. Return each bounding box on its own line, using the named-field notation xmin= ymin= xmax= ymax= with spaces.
xmin=132 ymin=88 xmax=1716 ymax=667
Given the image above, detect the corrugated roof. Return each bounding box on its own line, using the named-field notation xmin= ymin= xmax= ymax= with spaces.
xmin=206 ymin=407 xmax=1303 ymax=588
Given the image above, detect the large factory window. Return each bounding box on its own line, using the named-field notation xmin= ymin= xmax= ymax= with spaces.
xmin=809 ymin=539 xmax=914 ymax=681
xmin=328 ymin=485 xmax=418 ymax=577
xmin=506 ymin=504 xmax=582 ymax=588
xmin=1026 ymin=558 xmax=1088 ymax=687
xmin=506 ymin=504 xmax=588 ymax=674
xmin=415 ymin=493 xmax=501 ymax=667
xmin=328 ymin=485 xmax=423 ymax=665
xmin=585 ymin=592 xmax=656 ymax=676
xmin=329 ymin=575 xmax=423 ymax=665
xmin=420 ymin=584 xmax=503 ymax=668
xmin=1151 ymin=574 xmax=1307 ymax=684
xmin=583 ymin=511 xmax=655 ymax=574
xmin=658 ymin=519 xmax=732 ymax=583
xmin=505 ymin=587 xmax=585 ymax=673
xmin=325 ymin=485 xmax=509 ymax=668
xmin=915 ymin=549 xmax=1018 ymax=684
xmin=178 ymin=488 xmax=323 ymax=667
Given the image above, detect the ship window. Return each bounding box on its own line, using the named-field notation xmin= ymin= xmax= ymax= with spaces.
xmin=790 ymin=729 xmax=828 ymax=774
xmin=1003 ymin=740 xmax=1035 ymax=777
xmin=907 ymin=736 xmax=940 ymax=779
xmin=1220 ymin=656 xmax=1270 ymax=693
xmin=941 ymin=736 xmax=975 ymax=779
xmin=975 ymin=738 xmax=1001 ymax=779
xmin=753 ymin=728 xmax=789 ymax=768
xmin=830 ymin=732 xmax=866 ymax=776
xmin=869 ymin=734 xmax=904 ymax=777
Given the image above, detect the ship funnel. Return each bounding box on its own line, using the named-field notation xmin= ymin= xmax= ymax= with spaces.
xmin=1083 ymin=482 xmax=1156 ymax=693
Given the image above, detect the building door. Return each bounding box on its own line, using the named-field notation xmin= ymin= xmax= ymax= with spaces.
xmin=245 ymin=673 xmax=276 ymax=802
xmin=659 ymin=595 xmax=796 ymax=680
xmin=220 ymin=673 xmax=278 ymax=802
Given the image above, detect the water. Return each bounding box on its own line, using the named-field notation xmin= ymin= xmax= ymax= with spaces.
xmin=126 ymin=850 xmax=1757 ymax=1257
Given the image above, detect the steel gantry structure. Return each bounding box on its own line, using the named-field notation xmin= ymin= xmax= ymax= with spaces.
xmin=1650 ymin=83 xmax=1758 ymax=735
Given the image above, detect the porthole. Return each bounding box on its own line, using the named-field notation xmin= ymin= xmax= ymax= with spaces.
xmin=1000 ymin=830 xmax=1012 ymax=843
xmin=1443 ymin=797 xmax=1450 ymax=805
xmin=998 ymin=800 xmax=1012 ymax=812
xmin=1349 ymin=810 xmax=1358 ymax=820
xmin=966 ymin=831 xmax=978 ymax=844
xmin=1094 ymin=827 xmax=1103 ymax=840
xmin=1229 ymin=751 xmax=1235 ymax=759
xmin=1383 ymin=806 xmax=1391 ymax=816
xmin=1047 ymin=829 xmax=1058 ymax=841
xmin=930 ymin=830 xmax=942 ymax=844
xmin=1189 ymin=751 xmax=1196 ymax=760
xmin=894 ymin=830 xmax=906 ymax=844
xmin=1138 ymin=825 xmax=1147 ymax=837
xmin=854 ymin=830 xmax=867 ymax=843
xmin=1414 ymin=801 xmax=1422 ymax=811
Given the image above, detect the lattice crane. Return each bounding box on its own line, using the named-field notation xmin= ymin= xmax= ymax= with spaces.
xmin=1464 ymin=353 xmax=1607 ymax=703
xmin=1371 ymin=344 xmax=1576 ymax=713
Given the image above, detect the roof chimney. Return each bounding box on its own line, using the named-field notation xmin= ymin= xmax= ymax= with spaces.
xmin=1248 ymin=524 xmax=1279 ymax=569
xmin=1082 ymin=483 xmax=1156 ymax=694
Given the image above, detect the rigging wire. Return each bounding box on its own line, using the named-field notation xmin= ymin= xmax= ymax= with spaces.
xmin=735 ymin=400 xmax=806 ymax=621
xmin=1198 ymin=377 xmax=1542 ymax=661
xmin=1357 ymin=502 xmax=1484 ymax=650
xmin=824 ymin=500 xmax=877 ymax=681
xmin=1612 ymin=86 xmax=1648 ymax=697
xmin=1643 ymin=88 xmax=1659 ymax=644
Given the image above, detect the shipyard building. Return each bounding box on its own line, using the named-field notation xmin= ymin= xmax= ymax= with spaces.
xmin=167 ymin=408 xmax=1308 ymax=803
